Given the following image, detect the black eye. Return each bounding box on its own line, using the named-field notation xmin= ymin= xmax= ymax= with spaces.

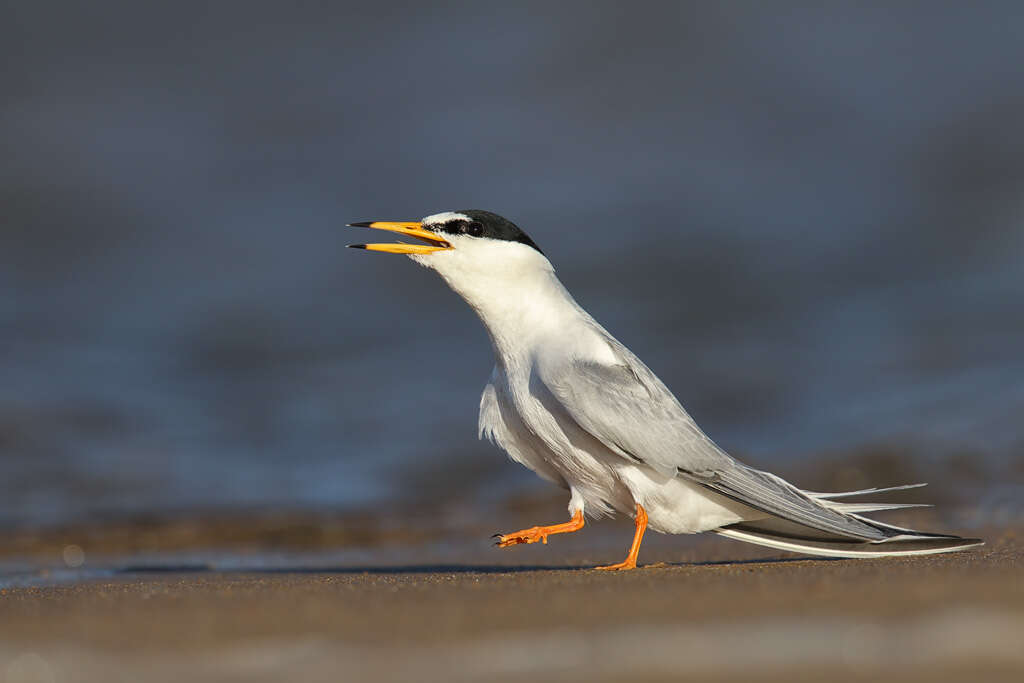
xmin=466 ymin=221 xmax=484 ymax=237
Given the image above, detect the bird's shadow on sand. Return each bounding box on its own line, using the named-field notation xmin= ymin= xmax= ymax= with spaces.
xmin=112 ymin=556 xmax=838 ymax=576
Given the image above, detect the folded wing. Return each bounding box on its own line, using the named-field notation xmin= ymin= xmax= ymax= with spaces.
xmin=535 ymin=344 xmax=981 ymax=555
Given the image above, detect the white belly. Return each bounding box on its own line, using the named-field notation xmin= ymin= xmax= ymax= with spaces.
xmin=613 ymin=464 xmax=756 ymax=534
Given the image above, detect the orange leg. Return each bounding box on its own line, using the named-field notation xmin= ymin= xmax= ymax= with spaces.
xmin=495 ymin=510 xmax=585 ymax=548
xmin=595 ymin=504 xmax=648 ymax=571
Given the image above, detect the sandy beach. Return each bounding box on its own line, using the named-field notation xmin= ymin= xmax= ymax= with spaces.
xmin=1 ymin=520 xmax=1020 ymax=683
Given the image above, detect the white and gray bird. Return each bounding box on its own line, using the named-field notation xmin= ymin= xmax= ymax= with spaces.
xmin=349 ymin=210 xmax=982 ymax=570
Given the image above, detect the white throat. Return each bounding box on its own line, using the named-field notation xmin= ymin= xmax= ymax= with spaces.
xmin=411 ymin=240 xmax=590 ymax=363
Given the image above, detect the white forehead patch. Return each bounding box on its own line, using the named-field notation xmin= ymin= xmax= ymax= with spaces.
xmin=422 ymin=211 xmax=470 ymax=227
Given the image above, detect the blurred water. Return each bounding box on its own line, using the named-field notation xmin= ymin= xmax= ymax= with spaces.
xmin=2 ymin=2 xmax=1023 ymax=527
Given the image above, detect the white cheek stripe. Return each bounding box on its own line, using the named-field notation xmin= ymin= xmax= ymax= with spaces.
xmin=422 ymin=211 xmax=470 ymax=226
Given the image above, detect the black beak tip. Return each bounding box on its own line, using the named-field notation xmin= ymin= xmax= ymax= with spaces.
xmin=347 ymin=244 xmax=367 ymax=249
xmin=347 ymin=221 xmax=374 ymax=228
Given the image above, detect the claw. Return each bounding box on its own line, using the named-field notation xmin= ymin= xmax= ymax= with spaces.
xmin=496 ymin=534 xmax=532 ymax=548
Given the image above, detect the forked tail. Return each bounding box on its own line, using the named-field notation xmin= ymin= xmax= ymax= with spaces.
xmin=709 ymin=481 xmax=983 ymax=558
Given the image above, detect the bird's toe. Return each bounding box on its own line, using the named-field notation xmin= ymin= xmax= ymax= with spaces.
xmin=494 ymin=528 xmax=545 ymax=547
xmin=594 ymin=560 xmax=638 ymax=571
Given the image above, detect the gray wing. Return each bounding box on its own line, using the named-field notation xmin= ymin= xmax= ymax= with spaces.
xmin=536 ymin=342 xmax=890 ymax=541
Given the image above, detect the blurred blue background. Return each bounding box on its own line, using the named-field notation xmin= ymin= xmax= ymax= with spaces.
xmin=3 ymin=1 xmax=1022 ymax=528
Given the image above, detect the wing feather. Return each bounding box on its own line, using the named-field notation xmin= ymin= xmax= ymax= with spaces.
xmin=536 ymin=340 xmax=893 ymax=541
xmin=480 ymin=374 xmax=566 ymax=487
xmin=537 ymin=356 xmax=719 ymax=477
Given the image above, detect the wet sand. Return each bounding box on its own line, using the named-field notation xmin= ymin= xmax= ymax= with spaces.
xmin=1 ymin=524 xmax=1020 ymax=683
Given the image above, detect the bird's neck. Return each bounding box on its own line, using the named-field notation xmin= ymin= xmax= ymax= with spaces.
xmin=445 ymin=268 xmax=590 ymax=365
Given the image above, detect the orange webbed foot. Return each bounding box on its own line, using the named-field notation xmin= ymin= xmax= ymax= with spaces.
xmin=494 ymin=510 xmax=584 ymax=549
xmin=494 ymin=527 xmax=551 ymax=548
xmin=594 ymin=559 xmax=638 ymax=571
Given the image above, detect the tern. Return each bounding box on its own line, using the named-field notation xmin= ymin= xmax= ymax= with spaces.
xmin=349 ymin=210 xmax=982 ymax=570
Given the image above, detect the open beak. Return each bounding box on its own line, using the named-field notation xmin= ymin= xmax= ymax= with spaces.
xmin=347 ymin=221 xmax=452 ymax=254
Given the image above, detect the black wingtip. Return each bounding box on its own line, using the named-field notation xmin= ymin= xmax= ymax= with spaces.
xmin=347 ymin=222 xmax=374 ymax=228
xmin=347 ymin=244 xmax=367 ymax=249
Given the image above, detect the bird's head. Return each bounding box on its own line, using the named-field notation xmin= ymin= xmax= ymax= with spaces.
xmin=348 ymin=210 xmax=551 ymax=296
